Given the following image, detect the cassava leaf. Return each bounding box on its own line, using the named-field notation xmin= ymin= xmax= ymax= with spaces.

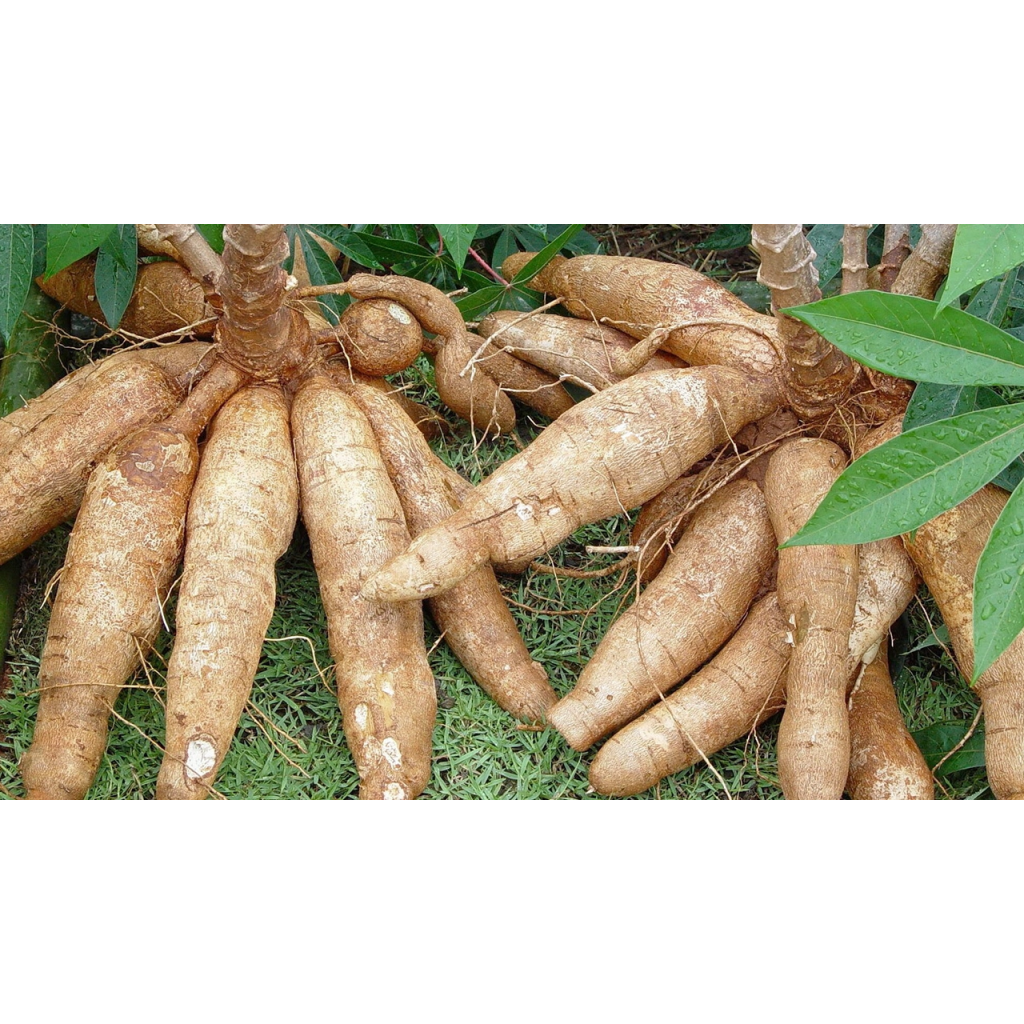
xmin=44 ymin=224 xmax=116 ymax=279
xmin=806 ymin=224 xmax=845 ymax=289
xmin=435 ymin=225 xmax=477 ymax=277
xmin=389 ymin=224 xmax=420 ymax=244
xmin=94 ymin=226 xmax=138 ymax=329
xmin=454 ymin=284 xmax=508 ymax=320
xmin=0 ymin=223 xmax=34 ymax=345
xmin=972 ymin=481 xmax=1024 ymax=681
xmin=297 ymin=228 xmax=346 ymax=324
xmin=786 ymin=403 xmax=1024 ymax=547
xmin=304 ymin=225 xmax=384 ymax=270
xmin=904 ymin=382 xmax=1024 ymax=492
xmin=786 ymin=292 xmax=1024 ymax=387
xmin=965 ymin=269 xmax=1015 ymax=326
xmin=912 ymin=721 xmax=986 ymax=775
xmin=938 ymin=225 xmax=1024 ymax=313
xmin=510 ymin=224 xmax=584 ymax=286
xmin=695 ymin=224 xmax=752 ymax=251
xmin=490 ymin=227 xmax=518 ymax=275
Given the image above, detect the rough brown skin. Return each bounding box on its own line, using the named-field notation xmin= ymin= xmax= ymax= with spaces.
xmin=20 ymin=423 xmax=200 ymax=798
xmin=548 ymin=480 xmax=777 ymax=751
xmin=477 ymin=309 xmax=686 ymax=391
xmin=847 ymin=651 xmax=934 ymax=800
xmin=629 ymin=462 xmax=737 ymax=584
xmin=156 ymin=384 xmax=298 ymax=799
xmin=434 ymin=332 xmax=516 ymax=435
xmin=37 ymin=258 xmax=216 ymax=337
xmin=292 ymin=375 xmax=436 ymax=799
xmin=466 ymin=332 xmax=575 ymax=420
xmin=337 ymin=298 xmax=423 ymax=376
xmin=501 ymin=252 xmax=782 ymax=378
xmin=903 ymin=485 xmax=1024 ymax=800
xmin=0 ymin=342 xmax=214 ymax=455
xmin=330 ymin=367 xmax=451 ymax=441
xmin=340 ymin=379 xmax=556 ymax=721
xmin=764 ymin=438 xmax=859 ymax=800
xmin=589 ymin=594 xmax=790 ymax=796
xmin=0 ymin=356 xmax=185 ymax=566
xmin=363 ymin=365 xmax=784 ymax=604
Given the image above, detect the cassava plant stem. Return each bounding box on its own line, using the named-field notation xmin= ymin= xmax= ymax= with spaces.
xmin=751 ymin=224 xmax=859 ymax=419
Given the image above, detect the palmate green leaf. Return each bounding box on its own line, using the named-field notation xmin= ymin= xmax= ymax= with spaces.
xmin=435 ymin=224 xmax=477 ymax=277
xmin=938 ymin=225 xmax=1024 ymax=313
xmin=786 ymin=292 xmax=1024 ymax=387
xmin=911 ymin=721 xmax=986 ymax=775
xmin=904 ymin=382 xmax=1024 ymax=492
xmin=972 ymin=481 xmax=1024 ymax=681
xmin=0 ymin=223 xmax=35 ymax=345
xmin=786 ymin=402 xmax=1024 ymax=547
xmin=510 ymin=224 xmax=584 ymax=286
xmin=304 ymin=224 xmax=384 ymax=270
xmin=94 ymin=226 xmax=138 ymax=329
xmin=44 ymin=224 xmax=116 ymax=279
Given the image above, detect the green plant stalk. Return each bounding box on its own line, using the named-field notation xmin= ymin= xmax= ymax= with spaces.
xmin=0 ymin=284 xmax=66 ymax=678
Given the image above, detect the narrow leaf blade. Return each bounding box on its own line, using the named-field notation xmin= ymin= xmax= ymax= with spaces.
xmin=0 ymin=223 xmax=35 ymax=344
xmin=44 ymin=224 xmax=116 ymax=278
xmin=972 ymin=481 xmax=1024 ymax=681
xmin=938 ymin=225 xmax=1024 ymax=312
xmin=94 ymin=227 xmax=138 ymax=329
xmin=786 ymin=292 xmax=1024 ymax=386
xmin=786 ymin=403 xmax=1024 ymax=546
xmin=435 ymin=224 xmax=477 ymax=277
xmin=510 ymin=224 xmax=584 ymax=285
xmin=297 ymin=228 xmax=345 ymax=324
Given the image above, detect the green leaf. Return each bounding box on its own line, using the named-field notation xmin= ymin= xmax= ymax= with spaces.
xmin=903 ymin=622 xmax=950 ymax=655
xmin=938 ymin=225 xmax=1024 ymax=312
xmin=304 ymin=225 xmax=384 ymax=270
xmin=911 ymin=721 xmax=986 ymax=775
xmin=94 ymin=226 xmax=138 ymax=329
xmin=722 ymin=279 xmax=771 ymax=314
xmin=965 ymin=269 xmax=1015 ymax=326
xmin=510 ymin=224 xmax=584 ymax=285
xmin=0 ymin=223 xmax=35 ymax=345
xmin=786 ymin=402 xmax=1024 ymax=546
xmin=297 ymin=228 xmax=346 ymax=324
xmin=972 ymin=481 xmax=1024 ymax=681
xmin=904 ymin=382 xmax=1024 ymax=492
xmin=435 ymin=224 xmax=477 ymax=278
xmin=389 ymin=224 xmax=420 ymax=244
xmin=695 ymin=225 xmax=752 ymax=251
xmin=196 ymin=225 xmax=225 ymax=253
xmin=44 ymin=224 xmax=116 ymax=278
xmin=807 ymin=224 xmax=846 ymax=289
xmin=786 ymin=292 xmax=1024 ymax=387
xmin=490 ymin=227 xmax=518 ymax=275
xmin=454 ymin=284 xmax=508 ymax=320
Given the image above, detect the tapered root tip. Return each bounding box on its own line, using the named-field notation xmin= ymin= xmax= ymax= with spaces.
xmin=547 ymin=696 xmax=604 ymax=752
xmin=588 ymin=735 xmax=662 ymax=797
xmin=361 ymin=527 xmax=490 ymax=603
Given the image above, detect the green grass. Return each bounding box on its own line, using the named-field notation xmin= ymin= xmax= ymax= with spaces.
xmin=0 ymin=366 xmax=990 ymax=801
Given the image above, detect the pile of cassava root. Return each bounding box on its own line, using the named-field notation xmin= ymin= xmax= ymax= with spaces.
xmin=0 ymin=223 xmax=1016 ymax=799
